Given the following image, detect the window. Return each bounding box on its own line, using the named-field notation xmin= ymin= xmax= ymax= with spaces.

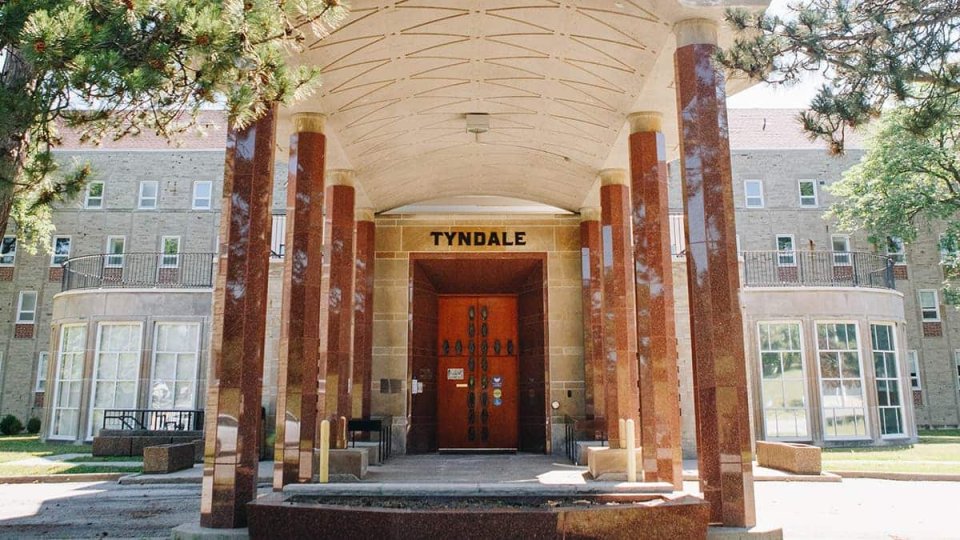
xmin=51 ymin=236 xmax=71 ymax=266
xmin=138 ymin=181 xmax=159 ymax=209
xmin=0 ymin=236 xmax=16 ymax=266
xmin=776 ymin=234 xmax=796 ymax=266
xmin=744 ymin=180 xmax=764 ymax=208
xmin=956 ymin=351 xmax=960 ymax=399
xmin=36 ymin=352 xmax=49 ymax=392
xmin=88 ymin=323 xmax=142 ymax=438
xmin=758 ymin=322 xmax=809 ymax=439
xmin=85 ymin=181 xmax=104 ymax=209
xmin=161 ymin=236 xmax=180 ymax=268
xmin=886 ymin=236 xmax=906 ymax=264
xmin=907 ymin=350 xmax=921 ymax=390
xmin=192 ymin=181 xmax=212 ymax=210
xmin=940 ymin=233 xmax=960 ymax=278
xmin=918 ymin=290 xmax=940 ymax=322
xmin=150 ymin=323 xmax=201 ymax=411
xmin=16 ymin=291 xmax=37 ymax=323
xmin=832 ymin=235 xmax=851 ymax=266
xmin=51 ymin=324 xmax=86 ymax=439
xmin=798 ymin=180 xmax=818 ymax=207
xmin=816 ymin=322 xmax=868 ymax=439
xmin=871 ymin=324 xmax=904 ymax=437
xmin=106 ymin=236 xmax=125 ymax=267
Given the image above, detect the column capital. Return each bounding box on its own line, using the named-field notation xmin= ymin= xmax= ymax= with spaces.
xmin=327 ymin=169 xmax=355 ymax=187
xmin=579 ymin=207 xmax=601 ymax=222
xmin=674 ymin=18 xmax=718 ymax=47
xmin=292 ymin=112 xmax=326 ymax=134
xmin=356 ymin=207 xmax=375 ymax=222
xmin=598 ymin=168 xmax=629 ymax=187
xmin=627 ymin=112 xmax=663 ymax=134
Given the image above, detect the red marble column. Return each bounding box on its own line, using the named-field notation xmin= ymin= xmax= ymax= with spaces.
xmin=674 ymin=19 xmax=756 ymax=527
xmin=319 ymin=169 xmax=356 ymax=447
xmin=352 ymin=208 xmax=375 ymax=420
xmin=579 ymin=208 xmax=605 ymax=425
xmin=273 ymin=113 xmax=326 ymax=489
xmin=200 ymin=105 xmax=277 ymax=529
xmin=599 ymin=169 xmax=640 ymax=449
xmin=628 ymin=112 xmax=683 ymax=489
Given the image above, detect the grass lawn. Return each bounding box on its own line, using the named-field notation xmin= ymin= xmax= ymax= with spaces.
xmin=0 ymin=463 xmax=141 ymax=476
xmin=822 ymin=431 xmax=960 ymax=474
xmin=63 ymin=455 xmax=142 ymax=463
xmin=0 ymin=435 xmax=91 ymax=464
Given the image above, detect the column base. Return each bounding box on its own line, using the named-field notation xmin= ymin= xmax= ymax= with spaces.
xmin=171 ymin=522 xmax=249 ymax=540
xmin=707 ymin=525 xmax=784 ymax=540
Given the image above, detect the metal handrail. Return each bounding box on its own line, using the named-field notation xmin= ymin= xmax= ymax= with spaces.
xmin=102 ymin=408 xmax=204 ymax=431
xmin=61 ymin=252 xmax=216 ymax=291
xmin=741 ymin=250 xmax=895 ymax=290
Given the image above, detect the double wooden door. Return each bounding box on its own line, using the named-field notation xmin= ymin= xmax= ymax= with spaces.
xmin=437 ymin=295 xmax=518 ymax=450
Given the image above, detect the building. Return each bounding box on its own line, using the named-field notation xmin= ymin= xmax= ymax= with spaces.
xmin=0 ymin=6 xmax=954 ymax=530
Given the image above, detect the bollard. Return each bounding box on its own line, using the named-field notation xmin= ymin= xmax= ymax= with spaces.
xmin=319 ymin=419 xmax=330 ymax=483
xmin=618 ymin=419 xmax=626 ymax=449
xmin=339 ymin=416 xmax=348 ymax=450
xmin=625 ymin=419 xmax=637 ymax=483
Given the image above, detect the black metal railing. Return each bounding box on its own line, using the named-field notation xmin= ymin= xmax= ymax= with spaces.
xmin=61 ymin=252 xmax=216 ymax=291
xmin=102 ymin=408 xmax=204 ymax=431
xmin=741 ymin=250 xmax=896 ymax=289
xmin=563 ymin=415 xmax=608 ymax=464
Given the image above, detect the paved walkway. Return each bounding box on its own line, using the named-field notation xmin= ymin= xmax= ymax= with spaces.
xmin=5 ymin=453 xmax=143 ymax=469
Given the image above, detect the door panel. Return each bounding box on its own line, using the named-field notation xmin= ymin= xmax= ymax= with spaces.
xmin=437 ymin=295 xmax=518 ymax=449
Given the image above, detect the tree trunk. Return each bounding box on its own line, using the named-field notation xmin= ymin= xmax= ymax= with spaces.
xmin=0 ymin=47 xmax=36 ymax=241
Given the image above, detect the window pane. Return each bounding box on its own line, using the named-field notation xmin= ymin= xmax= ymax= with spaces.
xmin=799 ymin=182 xmax=814 ymax=196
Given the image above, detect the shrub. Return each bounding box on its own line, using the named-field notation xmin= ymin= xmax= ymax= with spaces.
xmin=26 ymin=417 xmax=41 ymax=434
xmin=0 ymin=414 xmax=24 ymax=435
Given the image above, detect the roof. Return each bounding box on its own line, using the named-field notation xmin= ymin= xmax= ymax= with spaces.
xmin=56 ymin=110 xmax=228 ymax=151
xmin=726 ymin=109 xmax=866 ymax=151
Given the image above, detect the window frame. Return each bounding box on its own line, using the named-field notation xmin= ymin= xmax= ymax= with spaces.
xmin=955 ymin=350 xmax=960 ymax=400
xmin=757 ymin=320 xmax=811 ymax=441
xmin=831 ymin=235 xmax=851 ymax=266
xmin=50 ymin=324 xmax=87 ymax=440
xmin=50 ymin=236 xmax=72 ymax=267
xmin=85 ymin=181 xmax=104 ymax=209
xmin=0 ymin=236 xmax=16 ymax=266
xmin=918 ymin=289 xmax=940 ymax=322
xmin=907 ymin=350 xmax=921 ymax=391
xmin=138 ymin=180 xmax=159 ymax=210
xmin=870 ymin=323 xmax=906 ymax=438
xmin=886 ymin=236 xmax=906 ymax=265
xmin=35 ymin=351 xmax=49 ymax=392
xmin=744 ymin=179 xmax=764 ymax=208
xmin=192 ymin=181 xmax=212 ymax=210
xmin=87 ymin=321 xmax=143 ymax=440
xmin=160 ymin=236 xmax=181 ymax=268
xmin=776 ymin=234 xmax=796 ymax=266
xmin=16 ymin=290 xmax=37 ymax=324
xmin=815 ymin=321 xmax=871 ymax=441
xmin=798 ymin=179 xmax=819 ymax=207
xmin=149 ymin=322 xmax=202 ymax=411
xmin=105 ymin=236 xmax=125 ymax=268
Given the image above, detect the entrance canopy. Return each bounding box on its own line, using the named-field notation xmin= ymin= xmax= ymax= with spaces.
xmin=277 ymin=1 xmax=754 ymax=212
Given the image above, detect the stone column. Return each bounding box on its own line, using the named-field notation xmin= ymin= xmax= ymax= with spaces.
xmin=200 ymin=105 xmax=277 ymax=529
xmin=273 ymin=112 xmax=326 ymax=489
xmin=599 ymin=168 xmax=640 ymax=449
xmin=628 ymin=111 xmax=683 ymax=489
xmin=579 ymin=207 xmax=605 ymax=425
xmin=352 ymin=208 xmax=376 ymax=420
xmin=319 ymin=169 xmax=356 ymax=448
xmin=674 ymin=18 xmax=756 ymax=527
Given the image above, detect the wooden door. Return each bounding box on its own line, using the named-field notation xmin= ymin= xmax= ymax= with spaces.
xmin=437 ymin=295 xmax=518 ymax=450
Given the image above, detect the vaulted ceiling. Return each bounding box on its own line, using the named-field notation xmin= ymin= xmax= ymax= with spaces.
xmin=277 ymin=1 xmax=759 ymax=212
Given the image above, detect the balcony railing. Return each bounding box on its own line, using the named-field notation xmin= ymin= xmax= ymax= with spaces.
xmin=741 ymin=250 xmax=896 ymax=289
xmin=61 ymin=252 xmax=216 ymax=292
xmin=102 ymin=408 xmax=204 ymax=431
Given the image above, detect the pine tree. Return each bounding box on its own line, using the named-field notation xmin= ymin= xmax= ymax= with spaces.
xmin=0 ymin=0 xmax=348 ymax=251
xmin=718 ymin=0 xmax=960 ymax=154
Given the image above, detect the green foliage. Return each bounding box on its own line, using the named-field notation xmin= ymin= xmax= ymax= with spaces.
xmin=0 ymin=415 xmax=24 ymax=436
xmin=26 ymin=417 xmax=41 ymax=434
xmin=0 ymin=0 xmax=349 ymax=250
xmin=829 ymin=102 xmax=960 ymax=301
xmin=719 ymin=0 xmax=960 ymax=154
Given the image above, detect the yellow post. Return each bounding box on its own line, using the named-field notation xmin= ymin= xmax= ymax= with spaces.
xmin=625 ymin=419 xmax=637 ymax=483
xmin=319 ymin=419 xmax=330 ymax=483
xmin=618 ymin=418 xmax=626 ymax=449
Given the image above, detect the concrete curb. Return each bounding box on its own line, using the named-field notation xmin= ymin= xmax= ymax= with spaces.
xmin=0 ymin=472 xmax=127 ymax=484
xmin=682 ymin=472 xmax=842 ymax=483
xmin=831 ymin=470 xmax=960 ymax=482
